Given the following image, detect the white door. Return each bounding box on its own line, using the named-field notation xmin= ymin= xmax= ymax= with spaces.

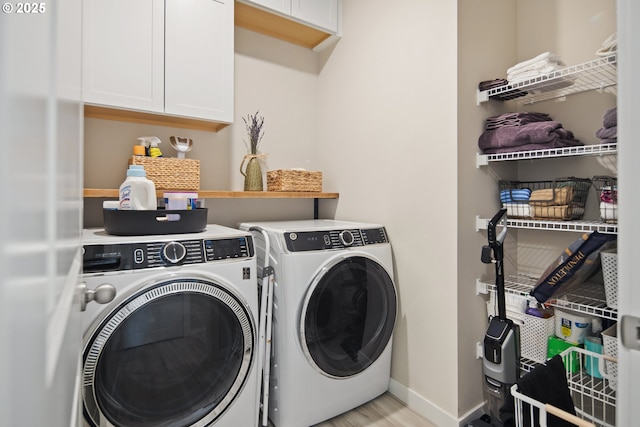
xmin=0 ymin=0 xmax=84 ymax=426
xmin=616 ymin=0 xmax=640 ymax=424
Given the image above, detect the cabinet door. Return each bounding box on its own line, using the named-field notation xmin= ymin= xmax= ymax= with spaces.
xmin=291 ymin=0 xmax=339 ymax=32
xmin=248 ymin=0 xmax=290 ymax=15
xmin=82 ymin=0 xmax=164 ymax=112
xmin=165 ymin=0 xmax=234 ymax=123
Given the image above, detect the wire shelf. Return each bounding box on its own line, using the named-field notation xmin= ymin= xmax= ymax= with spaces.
xmin=482 ymin=273 xmax=618 ymax=321
xmin=476 ymin=216 xmax=618 ymax=234
xmin=477 ymin=143 xmax=617 ymax=167
xmin=477 ymin=54 xmax=617 ymax=105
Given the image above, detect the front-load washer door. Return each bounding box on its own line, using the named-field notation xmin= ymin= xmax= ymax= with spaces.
xmin=300 ymin=255 xmax=397 ymax=378
xmin=82 ymin=279 xmax=255 ymax=427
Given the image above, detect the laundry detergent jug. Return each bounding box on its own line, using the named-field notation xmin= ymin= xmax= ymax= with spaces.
xmin=119 ymin=165 xmax=157 ymax=210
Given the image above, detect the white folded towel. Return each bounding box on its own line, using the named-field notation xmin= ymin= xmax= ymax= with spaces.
xmin=508 ymin=64 xmax=566 ymax=83
xmin=507 ymin=52 xmax=563 ymax=75
xmin=596 ymin=33 xmax=617 ymax=57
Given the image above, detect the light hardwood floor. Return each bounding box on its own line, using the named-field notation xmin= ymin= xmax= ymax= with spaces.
xmin=310 ymin=392 xmax=438 ymax=427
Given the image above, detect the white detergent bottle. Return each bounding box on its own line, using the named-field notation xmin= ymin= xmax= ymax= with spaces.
xmin=119 ymin=165 xmax=157 ymax=210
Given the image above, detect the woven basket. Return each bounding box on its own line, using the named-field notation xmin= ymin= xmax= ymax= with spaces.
xmin=130 ymin=156 xmax=200 ymax=190
xmin=267 ymin=169 xmax=322 ymax=192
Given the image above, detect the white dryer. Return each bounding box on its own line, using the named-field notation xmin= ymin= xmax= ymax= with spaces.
xmin=239 ymin=220 xmax=397 ymax=427
xmin=81 ymin=225 xmax=259 ymax=427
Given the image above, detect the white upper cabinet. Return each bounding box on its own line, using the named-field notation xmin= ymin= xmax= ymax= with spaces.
xmin=291 ymin=0 xmax=339 ymax=33
xmin=165 ymin=0 xmax=234 ymax=122
xmin=83 ymin=0 xmax=165 ymax=113
xmin=83 ymin=0 xmax=233 ymax=124
xmin=241 ymin=0 xmax=339 ymax=33
xmin=250 ymin=0 xmax=289 ymax=15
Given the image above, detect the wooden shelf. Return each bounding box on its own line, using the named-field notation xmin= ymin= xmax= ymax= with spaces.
xmin=84 ymin=188 xmax=339 ymax=199
xmin=84 ymin=105 xmax=230 ymax=132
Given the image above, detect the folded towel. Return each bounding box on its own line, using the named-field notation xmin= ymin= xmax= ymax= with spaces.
xmin=600 ymin=202 xmax=618 ymax=222
xmin=507 ymin=52 xmax=563 ymax=75
xmin=508 ymin=63 xmax=566 ymax=83
xmin=503 ymin=203 xmax=532 ymax=219
xmin=532 ymin=205 xmax=575 ymax=220
xmin=478 ymin=121 xmax=580 ymax=151
xmin=596 ymin=126 xmax=617 ymax=140
xmin=529 ymin=187 xmax=573 ymax=206
xmin=500 ymin=188 xmax=531 ymax=203
xmin=600 ymin=138 xmax=617 ymax=144
xmin=479 ymin=79 xmax=509 ymax=91
xmin=600 ymin=187 xmax=617 ymax=204
xmin=603 ymin=107 xmax=617 ymax=128
xmin=596 ymin=33 xmax=617 ymax=57
xmin=478 ymin=79 xmax=528 ymax=101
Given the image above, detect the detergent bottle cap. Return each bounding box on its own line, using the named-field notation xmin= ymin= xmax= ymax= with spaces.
xmin=127 ymin=165 xmax=147 ymax=177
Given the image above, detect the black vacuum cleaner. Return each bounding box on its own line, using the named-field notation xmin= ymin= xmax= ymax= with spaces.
xmin=475 ymin=209 xmax=521 ymax=427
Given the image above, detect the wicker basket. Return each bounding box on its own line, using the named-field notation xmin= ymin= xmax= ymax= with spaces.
xmin=267 ymin=169 xmax=322 ymax=192
xmin=130 ymin=156 xmax=200 ymax=190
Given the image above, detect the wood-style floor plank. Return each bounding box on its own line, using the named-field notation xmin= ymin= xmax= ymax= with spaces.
xmin=310 ymin=392 xmax=438 ymax=427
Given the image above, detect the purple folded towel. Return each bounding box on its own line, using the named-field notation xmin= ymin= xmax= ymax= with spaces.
xmin=478 ymin=121 xmax=580 ymax=151
xmin=603 ymin=107 xmax=617 ymax=129
xmin=596 ymin=126 xmax=617 ymax=139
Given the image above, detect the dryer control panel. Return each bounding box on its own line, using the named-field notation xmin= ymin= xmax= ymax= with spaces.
xmin=83 ymin=236 xmax=254 ymax=273
xmin=284 ymin=228 xmax=388 ymax=252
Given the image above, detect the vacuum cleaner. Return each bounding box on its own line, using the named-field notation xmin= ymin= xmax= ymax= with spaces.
xmin=474 ymin=208 xmax=521 ymax=427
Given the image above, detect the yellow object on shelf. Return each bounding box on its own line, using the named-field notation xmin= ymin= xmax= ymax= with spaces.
xmin=129 ymin=156 xmax=200 ymax=191
xmin=267 ymin=169 xmax=322 ymax=192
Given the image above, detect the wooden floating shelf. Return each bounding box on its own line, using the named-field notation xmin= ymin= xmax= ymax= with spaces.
xmin=84 ymin=188 xmax=339 ymax=199
xmin=84 ymin=105 xmax=230 ymax=132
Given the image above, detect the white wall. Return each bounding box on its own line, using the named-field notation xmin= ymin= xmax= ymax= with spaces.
xmin=316 ymin=0 xmax=460 ymax=422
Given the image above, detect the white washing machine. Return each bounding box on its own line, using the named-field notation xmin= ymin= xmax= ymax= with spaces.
xmin=239 ymin=220 xmax=397 ymax=427
xmin=81 ymin=225 xmax=259 ymax=427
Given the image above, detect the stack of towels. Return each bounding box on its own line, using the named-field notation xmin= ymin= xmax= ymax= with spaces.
xmin=600 ymin=185 xmax=618 ymax=223
xmin=596 ymin=107 xmax=617 ymax=144
xmin=478 ymin=111 xmax=583 ymax=154
xmin=507 ymin=52 xmax=566 ymax=84
xmin=500 ymin=188 xmax=532 ymax=218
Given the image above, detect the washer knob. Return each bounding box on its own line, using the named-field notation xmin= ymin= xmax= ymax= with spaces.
xmin=339 ymin=230 xmax=355 ymax=246
xmin=162 ymin=241 xmax=187 ymax=264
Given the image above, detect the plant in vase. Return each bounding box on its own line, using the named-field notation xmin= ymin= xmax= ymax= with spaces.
xmin=240 ymin=111 xmax=267 ymax=191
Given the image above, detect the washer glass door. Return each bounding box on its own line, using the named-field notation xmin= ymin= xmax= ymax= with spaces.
xmin=83 ymin=279 xmax=254 ymax=427
xmin=300 ymin=256 xmax=397 ymax=378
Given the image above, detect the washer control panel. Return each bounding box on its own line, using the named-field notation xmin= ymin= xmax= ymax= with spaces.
xmin=284 ymin=228 xmax=388 ymax=252
xmin=83 ymin=236 xmax=254 ymax=273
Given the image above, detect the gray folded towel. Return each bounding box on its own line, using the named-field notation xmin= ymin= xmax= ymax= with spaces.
xmin=479 ymin=121 xmax=580 ymax=151
xmin=596 ymin=126 xmax=617 ymax=139
xmin=603 ymin=107 xmax=617 ymax=128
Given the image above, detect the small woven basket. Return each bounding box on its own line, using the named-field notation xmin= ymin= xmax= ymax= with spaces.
xmin=267 ymin=169 xmax=322 ymax=192
xmin=130 ymin=156 xmax=200 ymax=190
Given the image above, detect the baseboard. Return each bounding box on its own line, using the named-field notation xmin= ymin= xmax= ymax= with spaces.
xmin=388 ymin=379 xmax=487 ymax=427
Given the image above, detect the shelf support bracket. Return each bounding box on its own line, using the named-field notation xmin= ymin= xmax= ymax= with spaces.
xmin=476 ymin=216 xmax=488 ymax=232
xmin=313 ymin=198 xmax=319 ymax=219
xmin=476 ymin=279 xmax=488 ymax=295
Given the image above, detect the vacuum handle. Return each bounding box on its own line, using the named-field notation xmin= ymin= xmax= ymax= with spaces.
xmin=487 ymin=208 xmax=508 ymax=246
